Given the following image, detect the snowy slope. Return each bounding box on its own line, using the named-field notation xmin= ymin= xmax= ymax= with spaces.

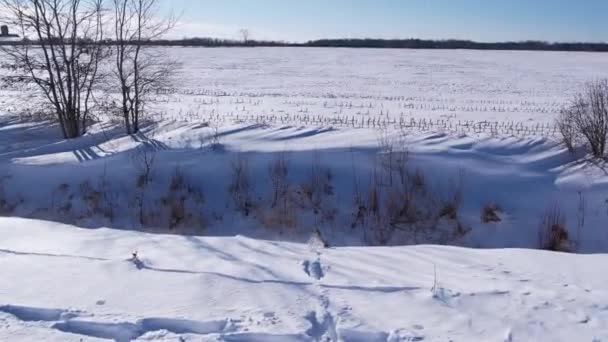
xmin=1 ymin=116 xmax=607 ymax=252
xmin=0 ymin=217 xmax=607 ymax=342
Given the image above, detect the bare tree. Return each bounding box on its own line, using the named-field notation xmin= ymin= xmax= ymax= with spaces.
xmin=112 ymin=0 xmax=175 ymax=134
xmin=557 ymin=79 xmax=608 ymax=159
xmin=239 ymin=28 xmax=249 ymax=45
xmin=0 ymin=0 xmax=105 ymax=138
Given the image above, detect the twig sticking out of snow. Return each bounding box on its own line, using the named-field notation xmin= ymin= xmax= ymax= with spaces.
xmin=129 ymin=251 xmax=144 ymax=270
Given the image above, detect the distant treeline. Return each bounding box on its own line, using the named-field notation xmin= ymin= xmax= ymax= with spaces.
xmin=306 ymin=39 xmax=608 ymax=52
xmin=2 ymin=37 xmax=607 ymax=52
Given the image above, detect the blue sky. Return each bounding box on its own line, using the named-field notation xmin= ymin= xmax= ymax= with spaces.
xmin=167 ymin=0 xmax=607 ymax=43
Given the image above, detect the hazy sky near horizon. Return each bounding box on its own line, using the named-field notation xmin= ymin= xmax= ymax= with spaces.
xmin=166 ymin=0 xmax=607 ymax=43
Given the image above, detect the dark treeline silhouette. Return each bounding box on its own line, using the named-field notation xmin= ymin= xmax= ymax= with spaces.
xmin=0 ymin=37 xmax=291 ymax=47
xmin=148 ymin=37 xmax=290 ymax=47
xmin=306 ymin=39 xmax=608 ymax=52
xmin=2 ymin=37 xmax=607 ymax=52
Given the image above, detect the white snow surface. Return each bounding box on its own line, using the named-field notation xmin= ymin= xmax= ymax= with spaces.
xmin=1 ymin=48 xmax=608 ymax=341
xmin=4 ymin=48 xmax=608 ymax=132
xmin=0 ymin=217 xmax=607 ymax=342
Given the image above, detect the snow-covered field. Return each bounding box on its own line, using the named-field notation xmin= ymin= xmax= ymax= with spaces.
xmin=4 ymin=48 xmax=608 ymax=135
xmin=1 ymin=48 xmax=608 ymax=340
xmin=1 ymin=217 xmax=607 ymax=341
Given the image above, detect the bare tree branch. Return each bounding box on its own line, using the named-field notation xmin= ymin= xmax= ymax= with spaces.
xmin=112 ymin=0 xmax=176 ymax=134
xmin=0 ymin=0 xmax=106 ymax=138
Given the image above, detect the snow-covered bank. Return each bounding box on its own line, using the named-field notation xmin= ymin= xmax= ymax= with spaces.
xmin=0 ymin=217 xmax=606 ymax=341
xmin=0 ymin=117 xmax=607 ymax=251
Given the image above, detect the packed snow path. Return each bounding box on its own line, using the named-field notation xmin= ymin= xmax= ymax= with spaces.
xmin=0 ymin=218 xmax=606 ymax=341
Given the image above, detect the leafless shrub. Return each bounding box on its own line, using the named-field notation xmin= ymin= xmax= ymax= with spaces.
xmin=538 ymin=204 xmax=570 ymax=252
xmin=132 ymin=146 xmax=157 ymax=188
xmin=351 ymin=149 xmax=366 ymax=229
xmin=481 ymin=203 xmax=502 ymax=223
xmin=366 ymin=168 xmax=394 ymax=245
xmin=378 ymin=131 xmax=396 ymax=186
xmin=434 ymin=171 xmax=470 ymax=243
xmin=378 ymin=130 xmax=409 ymax=186
xmin=269 ymin=152 xmax=289 ymax=208
xmin=351 ymin=165 xmax=384 ymax=244
xmin=160 ymin=166 xmax=206 ymax=230
xmin=300 ymin=152 xmax=334 ymax=213
xmin=438 ymin=200 xmax=459 ymax=221
xmin=556 ymin=110 xmax=578 ymax=153
xmin=77 ymin=163 xmax=119 ymax=222
xmin=131 ymin=146 xmax=157 ymax=226
xmin=359 ymin=133 xmax=416 ymax=244
xmin=0 ymin=175 xmax=21 ymax=216
xmin=356 ymin=162 xmax=416 ymax=245
xmin=209 ymin=125 xmax=223 ymax=151
xmin=259 ymin=153 xmax=297 ymax=230
xmin=353 ymin=151 xmax=469 ymax=245
xmin=353 ymin=152 xmax=407 ymax=245
xmin=437 ymin=170 xmax=465 ymax=221
xmin=576 ymin=191 xmax=586 ymax=251
xmin=297 ymin=151 xmax=337 ymax=226
xmin=49 ymin=183 xmax=74 ymax=221
xmin=228 ymin=153 xmax=255 ymax=216
xmin=557 ymin=79 xmax=608 ymax=158
xmin=410 ymin=168 xmax=427 ymax=194
xmin=79 ymin=181 xmax=102 ymax=219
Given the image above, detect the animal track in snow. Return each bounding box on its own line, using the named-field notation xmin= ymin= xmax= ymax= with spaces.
xmin=303 ymin=259 xmax=325 ymax=280
xmin=52 ymin=317 xmax=235 ymax=341
xmin=0 ymin=304 xmax=237 ymax=342
xmin=0 ymin=305 xmax=81 ymax=322
xmin=304 ymin=309 xmax=337 ymax=342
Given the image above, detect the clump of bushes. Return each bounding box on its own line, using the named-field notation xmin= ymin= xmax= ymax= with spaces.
xmin=538 ymin=204 xmax=570 ymax=252
xmin=161 ymin=167 xmax=206 ymax=230
xmin=557 ymin=79 xmax=608 ymax=159
xmin=258 ymin=152 xmax=298 ymax=230
xmin=481 ymin=203 xmax=502 ymax=223
xmin=351 ymin=137 xmax=470 ymax=246
xmin=295 ymin=151 xmax=337 ymax=228
xmin=250 ymin=151 xmax=337 ymax=238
